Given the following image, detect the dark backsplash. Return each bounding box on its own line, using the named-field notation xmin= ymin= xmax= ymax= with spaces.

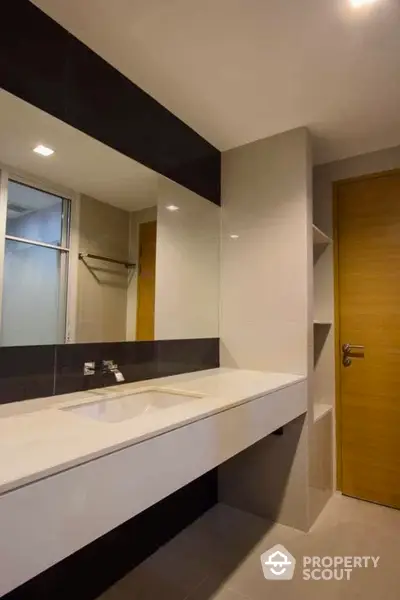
xmin=0 ymin=339 xmax=219 ymax=405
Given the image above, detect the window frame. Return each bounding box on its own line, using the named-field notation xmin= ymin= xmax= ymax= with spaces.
xmin=0 ymin=165 xmax=80 ymax=345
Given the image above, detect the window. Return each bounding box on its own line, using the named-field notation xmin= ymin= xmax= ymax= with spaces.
xmin=0 ymin=177 xmax=71 ymax=346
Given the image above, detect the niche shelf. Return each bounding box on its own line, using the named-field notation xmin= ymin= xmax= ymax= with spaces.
xmin=313 ymin=225 xmax=332 ymax=265
xmin=312 ymin=222 xmax=334 ymax=428
xmin=314 ymin=322 xmax=332 ymax=367
xmin=313 ymin=402 xmax=333 ymax=423
xmin=312 ymin=224 xmax=332 ymax=246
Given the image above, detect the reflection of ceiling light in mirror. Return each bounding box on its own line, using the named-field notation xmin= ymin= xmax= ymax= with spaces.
xmin=230 ymin=234 xmax=239 ymax=239
xmin=350 ymin=0 xmax=378 ymax=6
xmin=166 ymin=204 xmax=179 ymax=211
xmin=33 ymin=144 xmax=54 ymax=157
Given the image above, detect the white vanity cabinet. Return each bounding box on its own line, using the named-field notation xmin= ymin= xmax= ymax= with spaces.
xmin=0 ymin=377 xmax=306 ymax=596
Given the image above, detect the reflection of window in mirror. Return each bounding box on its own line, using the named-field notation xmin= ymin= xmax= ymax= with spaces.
xmin=0 ymin=177 xmax=71 ymax=346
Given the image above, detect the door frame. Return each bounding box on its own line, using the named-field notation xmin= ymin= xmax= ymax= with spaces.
xmin=332 ymin=168 xmax=400 ymax=492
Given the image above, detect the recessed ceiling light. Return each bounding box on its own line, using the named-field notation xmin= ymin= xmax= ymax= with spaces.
xmin=350 ymin=0 xmax=378 ymax=7
xmin=33 ymin=144 xmax=54 ymax=157
xmin=166 ymin=204 xmax=179 ymax=212
xmin=230 ymin=234 xmax=239 ymax=239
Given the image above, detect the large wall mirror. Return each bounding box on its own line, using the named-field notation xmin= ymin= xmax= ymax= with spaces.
xmin=0 ymin=89 xmax=220 ymax=346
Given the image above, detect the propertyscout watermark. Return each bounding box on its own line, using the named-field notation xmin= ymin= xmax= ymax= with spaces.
xmin=260 ymin=545 xmax=380 ymax=581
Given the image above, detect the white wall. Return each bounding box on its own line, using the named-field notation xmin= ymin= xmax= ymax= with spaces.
xmin=220 ymin=127 xmax=313 ymax=375
xmin=218 ymin=127 xmax=313 ymax=531
xmin=126 ymin=206 xmax=158 ymax=341
xmin=155 ymin=177 xmax=220 ymax=340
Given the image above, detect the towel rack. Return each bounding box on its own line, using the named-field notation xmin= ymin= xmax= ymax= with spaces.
xmin=79 ymin=252 xmax=136 ymax=269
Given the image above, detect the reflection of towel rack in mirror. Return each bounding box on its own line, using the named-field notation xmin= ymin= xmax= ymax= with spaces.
xmin=78 ymin=252 xmax=136 ymax=269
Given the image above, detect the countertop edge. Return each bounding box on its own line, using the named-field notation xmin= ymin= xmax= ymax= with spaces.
xmin=0 ymin=372 xmax=307 ymax=496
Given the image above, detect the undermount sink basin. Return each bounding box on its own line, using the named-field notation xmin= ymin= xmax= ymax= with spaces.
xmin=61 ymin=388 xmax=203 ymax=423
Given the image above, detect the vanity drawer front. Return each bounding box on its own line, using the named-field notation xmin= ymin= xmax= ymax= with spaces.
xmin=211 ymin=379 xmax=307 ymax=463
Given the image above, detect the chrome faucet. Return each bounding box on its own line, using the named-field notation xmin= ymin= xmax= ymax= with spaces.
xmin=101 ymin=360 xmax=125 ymax=382
xmin=83 ymin=361 xmax=96 ymax=376
xmin=83 ymin=359 xmax=125 ymax=383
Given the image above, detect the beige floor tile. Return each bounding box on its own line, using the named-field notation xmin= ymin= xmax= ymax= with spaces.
xmin=227 ymin=496 xmax=400 ymax=600
xmin=184 ymin=576 xmax=252 ymax=600
xmin=178 ymin=504 xmax=302 ymax=577
xmin=313 ymin=492 xmax=400 ymax=533
xmin=97 ymin=495 xmax=400 ymax=600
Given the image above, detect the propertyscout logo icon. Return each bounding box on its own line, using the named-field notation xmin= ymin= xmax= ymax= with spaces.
xmin=260 ymin=545 xmax=296 ymax=580
xmin=260 ymin=545 xmax=380 ymax=582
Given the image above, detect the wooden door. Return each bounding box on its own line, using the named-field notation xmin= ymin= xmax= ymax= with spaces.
xmin=336 ymin=171 xmax=400 ymax=509
xmin=136 ymin=221 xmax=157 ymax=341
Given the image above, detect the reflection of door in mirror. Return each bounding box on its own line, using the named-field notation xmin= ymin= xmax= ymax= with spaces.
xmin=136 ymin=221 xmax=157 ymax=341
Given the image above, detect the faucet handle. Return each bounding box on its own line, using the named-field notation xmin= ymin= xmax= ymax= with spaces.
xmin=83 ymin=361 xmax=96 ymax=376
xmin=102 ymin=359 xmax=117 ymax=373
xmin=101 ymin=360 xmax=125 ymax=382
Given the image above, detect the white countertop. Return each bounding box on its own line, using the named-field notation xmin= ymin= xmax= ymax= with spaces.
xmin=0 ymin=368 xmax=306 ymax=495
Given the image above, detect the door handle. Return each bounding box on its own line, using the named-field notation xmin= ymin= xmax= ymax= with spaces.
xmin=342 ymin=343 xmax=364 ymax=353
xmin=342 ymin=343 xmax=365 ymax=367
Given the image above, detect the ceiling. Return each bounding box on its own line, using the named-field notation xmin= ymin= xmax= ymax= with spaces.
xmin=0 ymin=89 xmax=158 ymax=211
xmin=32 ymin=0 xmax=400 ymax=165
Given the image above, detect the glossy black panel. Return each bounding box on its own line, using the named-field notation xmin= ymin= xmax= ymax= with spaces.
xmin=0 ymin=345 xmax=55 ymax=404
xmin=54 ymin=339 xmax=219 ymax=396
xmin=4 ymin=469 xmax=218 ymax=600
xmin=0 ymin=339 xmax=218 ymax=403
xmin=0 ymin=0 xmax=221 ymax=204
xmin=66 ymin=42 xmax=221 ymax=203
xmin=157 ymin=338 xmax=220 ymax=378
xmin=54 ymin=341 xmax=158 ymax=395
xmin=0 ymin=0 xmax=69 ymax=121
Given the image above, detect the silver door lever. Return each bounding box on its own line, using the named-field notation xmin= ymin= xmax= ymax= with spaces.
xmin=342 ymin=343 xmax=364 ymax=353
xmin=342 ymin=343 xmax=365 ymax=367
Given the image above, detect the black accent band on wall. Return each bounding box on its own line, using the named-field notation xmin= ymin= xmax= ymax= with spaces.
xmin=0 ymin=1 xmax=221 ymax=205
xmin=3 ymin=469 xmax=218 ymax=600
xmin=0 ymin=338 xmax=220 ymax=404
